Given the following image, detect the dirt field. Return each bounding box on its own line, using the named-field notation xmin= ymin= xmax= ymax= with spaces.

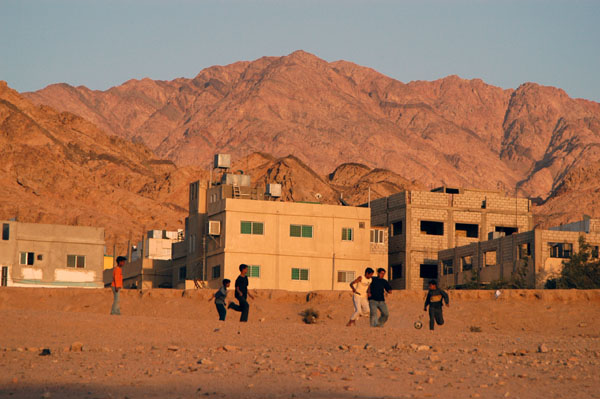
xmin=1 ymin=288 xmax=599 ymax=399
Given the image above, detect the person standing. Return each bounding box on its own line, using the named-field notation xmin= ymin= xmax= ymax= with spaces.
xmin=346 ymin=267 xmax=374 ymax=326
xmin=424 ymin=279 xmax=449 ymax=331
xmin=228 ymin=264 xmax=254 ymax=322
xmin=111 ymin=256 xmax=127 ymax=315
xmin=368 ymin=268 xmax=392 ymax=327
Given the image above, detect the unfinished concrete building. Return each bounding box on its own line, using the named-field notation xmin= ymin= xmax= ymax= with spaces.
xmin=438 ymin=218 xmax=600 ymax=288
xmin=370 ymin=187 xmax=533 ymax=290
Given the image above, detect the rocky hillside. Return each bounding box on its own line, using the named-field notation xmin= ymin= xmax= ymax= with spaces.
xmin=0 ymin=81 xmax=202 ymax=251
xmin=0 ymin=81 xmax=422 ymax=250
xmin=229 ymin=152 xmax=423 ymax=205
xmin=25 ymin=50 xmax=600 ymax=204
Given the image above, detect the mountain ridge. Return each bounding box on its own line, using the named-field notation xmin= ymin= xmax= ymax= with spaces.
xmin=24 ymin=51 xmax=600 ymax=205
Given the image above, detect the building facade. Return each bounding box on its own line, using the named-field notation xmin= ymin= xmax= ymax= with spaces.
xmin=174 ymin=179 xmax=388 ymax=291
xmin=0 ymin=221 xmax=105 ymax=288
xmin=370 ymin=187 xmax=533 ymax=290
xmin=103 ymin=229 xmax=183 ymax=289
xmin=437 ymin=218 xmax=600 ymax=288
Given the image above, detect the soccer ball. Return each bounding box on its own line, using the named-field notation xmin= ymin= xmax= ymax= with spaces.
xmin=414 ymin=321 xmax=423 ymax=329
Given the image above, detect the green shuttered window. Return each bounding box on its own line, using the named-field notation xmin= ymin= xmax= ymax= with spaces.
xmin=241 ymin=221 xmax=264 ymax=235
xmin=291 ymin=268 xmax=309 ymax=281
xmin=291 ymin=224 xmax=313 ymax=238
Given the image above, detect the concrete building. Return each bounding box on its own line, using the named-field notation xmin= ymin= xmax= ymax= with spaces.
xmin=173 ymin=170 xmax=388 ymax=291
xmin=437 ymin=218 xmax=600 ymax=288
xmin=130 ymin=229 xmax=184 ymax=261
xmin=0 ymin=220 xmax=105 ymax=288
xmin=103 ymin=229 xmax=184 ymax=289
xmin=370 ymin=187 xmax=533 ymax=290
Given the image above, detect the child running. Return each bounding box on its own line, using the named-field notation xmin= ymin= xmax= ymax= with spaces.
xmin=346 ymin=267 xmax=374 ymax=326
xmin=209 ymin=279 xmax=231 ymax=321
xmin=424 ymin=279 xmax=449 ymax=331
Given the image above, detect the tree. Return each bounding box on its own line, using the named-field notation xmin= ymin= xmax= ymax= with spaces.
xmin=545 ymin=236 xmax=600 ymax=289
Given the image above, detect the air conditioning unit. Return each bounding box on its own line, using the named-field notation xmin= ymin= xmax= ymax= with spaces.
xmin=266 ymin=183 xmax=282 ymax=198
xmin=208 ymin=220 xmax=221 ymax=236
xmin=213 ymin=154 xmax=231 ymax=169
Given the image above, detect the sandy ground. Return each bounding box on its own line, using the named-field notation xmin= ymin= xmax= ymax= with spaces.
xmin=1 ymin=288 xmax=599 ymax=399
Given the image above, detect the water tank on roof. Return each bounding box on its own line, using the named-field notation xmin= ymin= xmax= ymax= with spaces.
xmin=213 ymin=154 xmax=231 ymax=169
xmin=266 ymin=183 xmax=282 ymax=197
xmin=222 ymin=173 xmax=251 ymax=187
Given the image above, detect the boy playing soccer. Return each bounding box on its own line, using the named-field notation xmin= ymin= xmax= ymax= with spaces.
xmin=209 ymin=279 xmax=231 ymax=321
xmin=424 ymin=279 xmax=449 ymax=331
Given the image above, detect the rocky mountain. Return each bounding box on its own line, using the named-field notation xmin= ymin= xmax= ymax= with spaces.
xmin=534 ymin=159 xmax=600 ymax=228
xmin=0 ymin=81 xmax=202 ymax=252
xmin=24 ymin=51 xmax=600 ymax=204
xmin=0 ymin=81 xmax=422 ymax=251
xmin=229 ymin=152 xmax=423 ymax=205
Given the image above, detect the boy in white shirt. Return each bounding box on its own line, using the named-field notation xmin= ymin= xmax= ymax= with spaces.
xmin=346 ymin=267 xmax=374 ymax=326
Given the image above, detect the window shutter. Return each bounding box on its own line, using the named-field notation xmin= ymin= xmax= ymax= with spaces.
xmin=302 ymin=225 xmax=313 ymax=238
xmin=253 ymin=222 xmax=264 ymax=235
xmin=241 ymin=222 xmax=252 ymax=234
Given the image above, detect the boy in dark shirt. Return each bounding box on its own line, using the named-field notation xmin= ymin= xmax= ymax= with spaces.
xmin=424 ymin=280 xmax=449 ymax=331
xmin=367 ymin=268 xmax=392 ymax=327
xmin=228 ymin=264 xmax=254 ymax=322
xmin=209 ymin=279 xmax=230 ymax=321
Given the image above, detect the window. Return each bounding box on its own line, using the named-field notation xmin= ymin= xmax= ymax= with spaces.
xmin=290 ymin=224 xmax=313 ymax=238
xmin=20 ymin=252 xmax=34 ymax=266
xmin=421 ymin=221 xmax=444 ymax=236
xmin=291 ymin=268 xmax=309 ymax=281
xmin=442 ymin=259 xmax=453 ymax=275
xmin=337 ymin=271 xmax=355 ymax=283
xmin=370 ymin=229 xmax=385 ymax=244
xmin=188 ymin=234 xmax=195 ymax=253
xmin=248 ymin=265 xmax=261 ymax=278
xmin=67 ymin=255 xmax=86 ymax=268
xmin=549 ymin=243 xmax=573 ymax=259
xmin=179 ymin=266 xmax=187 ymax=281
xmin=241 ymin=221 xmax=264 ymax=235
xmin=495 ymin=226 xmax=518 ymax=236
xmin=2 ymin=223 xmax=9 ymax=240
xmin=342 ymin=228 xmax=353 ymax=241
xmin=455 ymin=223 xmax=478 ymax=238
xmin=212 ymin=265 xmax=221 ymax=279
xmin=484 ymin=251 xmax=497 ymax=267
xmin=461 ymin=256 xmax=473 ymax=271
xmin=419 ymin=264 xmax=438 ymax=279
xmin=592 ymin=246 xmax=599 ymax=259
xmin=518 ymin=243 xmax=531 ymax=259
xmin=391 ymin=221 xmax=403 ymax=236
xmin=391 ymin=264 xmax=403 ymax=280
xmin=359 ymin=222 xmax=365 ymax=229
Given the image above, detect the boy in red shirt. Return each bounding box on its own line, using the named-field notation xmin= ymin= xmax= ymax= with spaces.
xmin=111 ymin=256 xmax=127 ymax=315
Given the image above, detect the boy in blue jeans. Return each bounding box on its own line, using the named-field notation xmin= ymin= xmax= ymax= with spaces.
xmin=209 ymin=279 xmax=230 ymax=321
xmin=424 ymin=279 xmax=449 ymax=331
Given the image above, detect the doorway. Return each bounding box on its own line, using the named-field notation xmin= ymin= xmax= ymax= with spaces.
xmin=1 ymin=266 xmax=8 ymax=286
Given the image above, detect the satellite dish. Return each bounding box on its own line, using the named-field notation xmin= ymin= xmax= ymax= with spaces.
xmin=315 ymin=193 xmax=322 ymax=200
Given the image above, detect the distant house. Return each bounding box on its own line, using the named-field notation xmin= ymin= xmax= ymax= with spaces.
xmin=171 ymin=154 xmax=388 ymax=291
xmin=0 ymin=221 xmax=105 ymax=288
xmin=438 ymin=218 xmax=600 ymax=288
xmin=369 ymin=187 xmax=533 ymax=289
xmin=171 ymin=180 xmax=388 ymax=291
xmin=102 ymin=229 xmax=183 ymax=289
